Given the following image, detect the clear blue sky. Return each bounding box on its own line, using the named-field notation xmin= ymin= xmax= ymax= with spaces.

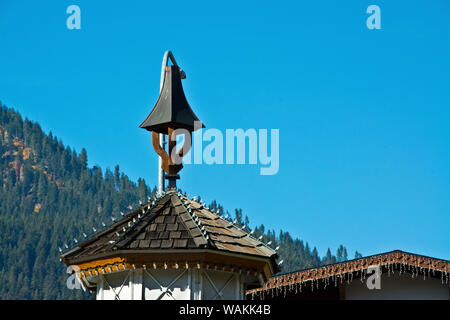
xmin=0 ymin=0 xmax=449 ymax=260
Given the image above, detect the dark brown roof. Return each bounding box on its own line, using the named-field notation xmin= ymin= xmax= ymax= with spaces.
xmin=61 ymin=192 xmax=277 ymax=264
xmin=246 ymin=250 xmax=450 ymax=299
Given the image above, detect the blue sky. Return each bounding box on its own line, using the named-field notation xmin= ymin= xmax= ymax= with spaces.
xmin=0 ymin=0 xmax=449 ymax=260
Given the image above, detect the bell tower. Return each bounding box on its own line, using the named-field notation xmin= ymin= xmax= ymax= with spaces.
xmin=60 ymin=51 xmax=279 ymax=300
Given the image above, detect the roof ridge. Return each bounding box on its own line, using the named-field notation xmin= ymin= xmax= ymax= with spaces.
xmin=173 ymin=193 xmax=210 ymax=248
xmin=114 ymin=195 xmax=171 ymax=248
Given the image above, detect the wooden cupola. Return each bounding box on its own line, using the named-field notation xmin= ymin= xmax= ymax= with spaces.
xmin=60 ymin=51 xmax=279 ymax=300
xmin=61 ymin=193 xmax=279 ymax=299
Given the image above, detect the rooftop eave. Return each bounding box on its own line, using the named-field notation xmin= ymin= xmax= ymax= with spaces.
xmin=62 ymin=248 xmax=277 ymax=266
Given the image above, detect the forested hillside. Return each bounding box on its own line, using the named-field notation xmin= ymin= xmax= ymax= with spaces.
xmin=0 ymin=102 xmax=359 ymax=299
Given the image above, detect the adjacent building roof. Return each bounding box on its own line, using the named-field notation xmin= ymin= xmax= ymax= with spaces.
xmin=61 ymin=192 xmax=278 ymax=269
xmin=246 ymin=250 xmax=450 ymax=299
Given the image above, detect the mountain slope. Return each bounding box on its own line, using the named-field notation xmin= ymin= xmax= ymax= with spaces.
xmin=0 ymin=102 xmax=156 ymax=299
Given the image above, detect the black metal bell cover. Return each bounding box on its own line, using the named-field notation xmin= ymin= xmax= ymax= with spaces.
xmin=140 ymin=65 xmax=204 ymax=134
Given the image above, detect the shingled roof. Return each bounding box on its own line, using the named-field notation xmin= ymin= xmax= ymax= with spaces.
xmin=61 ymin=192 xmax=278 ymax=267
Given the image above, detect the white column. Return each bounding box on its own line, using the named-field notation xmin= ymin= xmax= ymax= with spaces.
xmin=187 ymin=269 xmax=192 ymax=300
xmin=194 ymin=269 xmax=203 ymax=300
xmin=240 ymin=275 xmax=244 ymax=300
xmin=192 ymin=269 xmax=197 ymax=300
xmin=133 ymin=269 xmax=143 ymax=300
xmin=235 ymin=274 xmax=240 ymax=300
